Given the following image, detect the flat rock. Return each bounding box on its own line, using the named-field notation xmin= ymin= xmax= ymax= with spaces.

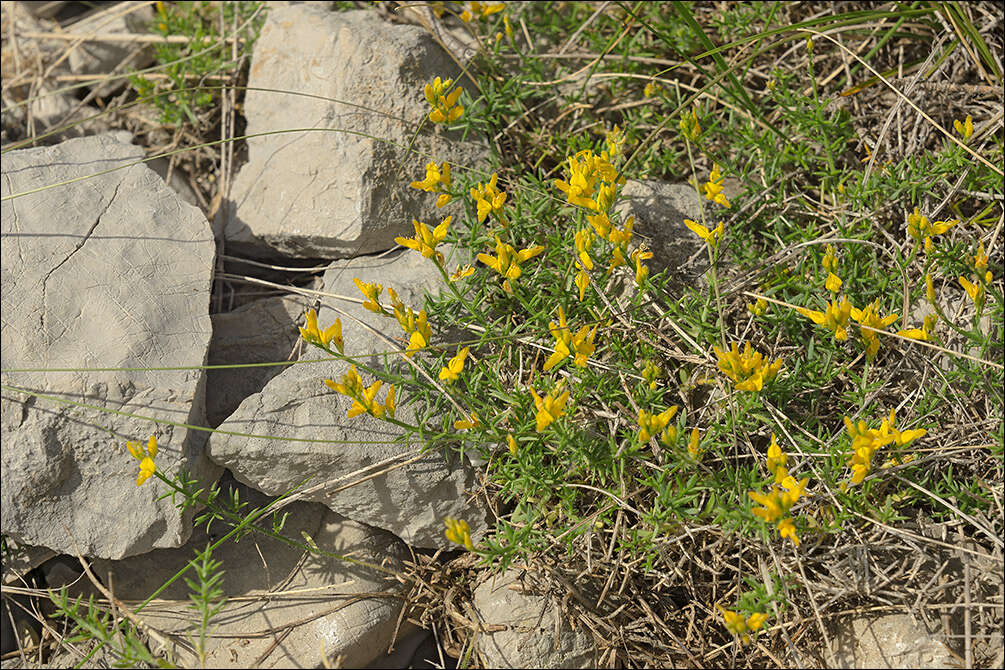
xmin=613 ymin=179 xmax=708 ymax=289
xmin=206 ymin=294 xmax=308 ymax=427
xmin=225 ymin=5 xmax=487 ymax=259
xmin=91 ymin=476 xmax=413 ymax=669
xmin=828 ymin=614 xmax=955 ymax=669
xmin=472 ymin=569 xmax=598 ymax=668
xmin=209 ymin=246 xmax=487 ymax=549
xmin=1 ymin=133 xmax=220 ymax=559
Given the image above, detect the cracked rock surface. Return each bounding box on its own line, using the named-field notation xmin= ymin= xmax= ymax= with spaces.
xmin=1 ymin=133 xmax=220 ymax=559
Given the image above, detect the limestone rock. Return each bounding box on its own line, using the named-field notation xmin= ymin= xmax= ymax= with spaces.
xmin=91 ymin=477 xmax=412 ymax=669
xmin=208 ymin=246 xmax=487 ymax=550
xmin=828 ymin=614 xmax=955 ymax=669
xmin=225 ymin=5 xmax=487 ymax=259
xmin=206 ymin=294 xmax=308 ymax=427
xmin=1 ymin=133 xmax=220 ymax=559
xmin=472 ymin=569 xmax=598 ymax=668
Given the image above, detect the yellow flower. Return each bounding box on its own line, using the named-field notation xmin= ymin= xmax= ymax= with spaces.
xmin=925 ymin=273 xmax=937 ymax=304
xmin=702 ymin=164 xmax=730 ymax=209
xmin=571 ymin=324 xmax=598 ymax=367
xmin=777 ymin=517 xmax=800 ymax=546
xmin=640 ymin=360 xmax=660 ymax=390
xmin=825 ymin=272 xmax=842 ymax=293
xmin=450 ymin=265 xmax=475 ymax=281
xmin=439 ymin=347 xmax=470 ymax=383
xmin=299 ymin=307 xmax=344 ymax=354
xmin=459 ymin=1 xmax=504 ymax=22
xmin=354 ymin=278 xmax=385 ymax=314
xmin=844 ymin=415 xmax=897 ymax=485
xmin=960 ymin=275 xmax=985 ymax=307
xmin=396 ymin=216 xmax=451 ymax=264
xmin=632 ymin=248 xmax=653 ymax=285
xmin=748 ymin=297 xmax=768 ymax=316
xmin=405 ymin=310 xmax=432 ymax=356
xmin=766 ymin=434 xmax=788 ymax=483
xmin=749 ymin=474 xmax=807 ymax=546
xmin=974 ymin=241 xmax=989 ymax=273
xmin=713 ymin=341 xmax=783 ymax=392
xmin=605 ymin=124 xmax=626 ymax=158
xmin=424 ymin=76 xmax=464 ymax=124
xmin=554 ymin=149 xmax=622 ymax=211
xmin=444 ymin=517 xmax=474 ymax=550
xmin=529 ymin=383 xmax=570 ymax=432
xmin=851 ymin=300 xmax=898 ymax=359
xmin=574 ymin=228 xmax=595 ymax=271
xmin=897 ymin=313 xmax=938 ymax=342
xmin=822 ymin=244 xmax=838 ymax=273
xmin=454 ymin=412 xmax=480 ymax=430
xmin=543 ymin=306 xmax=572 ymax=371
xmin=470 ymin=172 xmax=507 ymax=224
xmin=507 ymin=433 xmax=518 ymax=455
xmin=687 ymin=427 xmax=703 ymax=459
xmin=683 ymin=219 xmax=723 ymax=249
xmin=953 ymin=114 xmax=973 ymax=140
xmin=881 ymin=409 xmax=927 ymax=448
xmin=477 ymin=236 xmax=545 ymax=292
xmin=906 ymin=207 xmax=958 ymax=252
xmin=638 ymin=405 xmax=678 ymax=443
xmin=587 ymin=212 xmax=612 ymax=240
xmin=643 ymin=81 xmax=663 ymax=97
xmin=325 ymin=366 xmax=395 ymax=419
xmin=716 ymin=605 xmax=766 ymax=645
xmin=410 ymin=161 xmax=453 ymax=208
xmin=797 ymin=295 xmax=853 ymax=341
xmin=126 ymin=435 xmax=158 ymax=487
xmin=679 ymin=107 xmax=701 ymax=141
xmin=575 ymin=268 xmax=590 ymax=301
xmin=608 ymin=216 xmax=634 ymax=250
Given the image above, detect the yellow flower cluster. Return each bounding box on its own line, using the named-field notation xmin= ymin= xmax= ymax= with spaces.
xmin=844 ymin=410 xmax=926 ymax=485
xmin=126 ymin=435 xmax=158 ymax=487
xmin=702 ymin=164 xmax=730 ymax=209
xmin=717 ymin=604 xmax=768 ymax=645
xmin=907 ymin=206 xmax=958 ymax=253
xmin=543 ymin=306 xmax=598 ymax=371
xmin=554 ymin=149 xmax=624 ymax=212
xmin=444 ymin=516 xmax=474 ymax=550
xmin=851 ymin=300 xmax=899 ymax=359
xmin=529 ymin=382 xmax=570 ymax=432
xmin=352 ymin=280 xmax=432 ymax=357
xmin=748 ymin=465 xmax=808 ymax=547
xmin=460 ymin=0 xmax=504 ymax=22
xmin=679 ymin=107 xmax=701 ymax=141
xmin=424 ymin=76 xmax=464 ymax=124
xmin=410 ymin=161 xmax=452 ymax=208
xmin=797 ymin=249 xmax=903 ymax=359
xmin=637 ymin=405 xmax=678 ymax=444
xmin=822 ymin=244 xmax=842 ymax=293
xmin=470 ymin=172 xmax=508 ymax=225
xmin=959 ymin=241 xmax=992 ymax=310
xmin=954 ymin=114 xmax=974 ymax=140
xmin=325 ymin=365 xmax=396 ymax=420
xmin=643 ymin=81 xmax=663 ymax=98
xmin=477 ymin=236 xmax=545 ymax=293
xmin=713 ymin=341 xmax=783 ymax=392
xmin=605 ymin=124 xmax=626 ymax=159
xmin=388 ymin=288 xmax=433 ymax=357
xmin=396 ymin=216 xmax=451 ymax=265
xmin=299 ymin=307 xmax=344 ymax=354
xmin=797 ymin=296 xmax=853 ymax=341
